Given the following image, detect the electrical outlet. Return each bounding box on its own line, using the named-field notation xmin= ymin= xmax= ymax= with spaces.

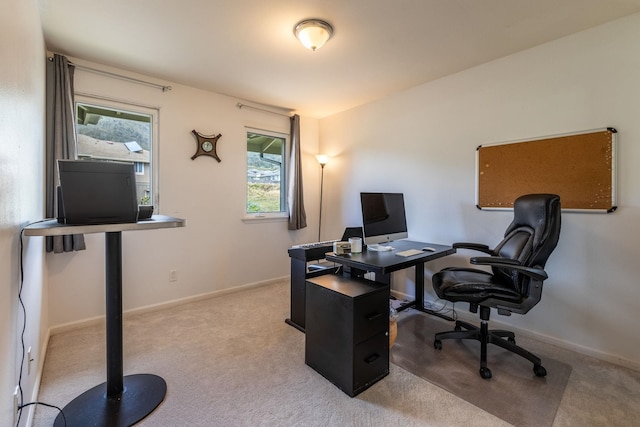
xmin=169 ymin=270 xmax=178 ymax=282
xmin=27 ymin=347 xmax=33 ymax=375
xmin=13 ymin=385 xmax=19 ymax=425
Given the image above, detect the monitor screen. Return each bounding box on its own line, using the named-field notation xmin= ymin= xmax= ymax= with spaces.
xmin=360 ymin=192 xmax=408 ymax=245
xmin=58 ymin=160 xmax=139 ymax=225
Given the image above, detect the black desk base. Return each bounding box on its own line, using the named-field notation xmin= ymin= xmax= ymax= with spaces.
xmin=326 ymin=241 xmax=457 ymax=322
xmin=23 ymin=217 xmax=184 ymax=427
xmin=54 ymin=374 xmax=165 ymax=427
xmin=394 ymin=297 xmax=454 ymax=321
xmin=56 ymin=231 xmax=164 ymax=426
xmin=284 ymin=318 xmax=305 ymax=332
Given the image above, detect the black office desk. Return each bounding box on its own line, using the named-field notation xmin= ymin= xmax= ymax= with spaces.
xmin=286 ymin=243 xmax=336 ymax=331
xmin=325 ymin=240 xmax=455 ymax=316
xmin=24 ymin=215 xmax=185 ymax=427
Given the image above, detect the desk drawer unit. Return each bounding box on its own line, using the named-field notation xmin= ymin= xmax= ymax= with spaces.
xmin=305 ymin=274 xmax=389 ymax=397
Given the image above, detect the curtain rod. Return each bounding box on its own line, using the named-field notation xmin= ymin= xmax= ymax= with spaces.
xmin=49 ymin=57 xmax=172 ymax=92
xmin=75 ymin=64 xmax=172 ymax=92
xmin=236 ymin=102 xmax=292 ymax=117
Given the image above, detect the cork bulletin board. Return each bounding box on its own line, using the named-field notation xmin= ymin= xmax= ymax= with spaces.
xmin=476 ymin=128 xmax=617 ymax=212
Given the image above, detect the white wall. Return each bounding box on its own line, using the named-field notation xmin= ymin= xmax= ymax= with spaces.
xmin=319 ymin=13 xmax=640 ymax=366
xmin=46 ymin=61 xmax=322 ymax=327
xmin=0 ymin=0 xmax=47 ymax=425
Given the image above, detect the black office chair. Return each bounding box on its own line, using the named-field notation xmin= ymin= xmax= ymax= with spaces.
xmin=432 ymin=194 xmax=561 ymax=379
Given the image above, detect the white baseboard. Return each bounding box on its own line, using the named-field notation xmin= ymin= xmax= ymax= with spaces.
xmin=49 ymin=276 xmax=288 ymax=336
xmin=19 ymin=328 xmax=51 ymax=427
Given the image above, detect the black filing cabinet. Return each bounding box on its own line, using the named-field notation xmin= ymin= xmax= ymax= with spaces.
xmin=305 ymin=274 xmax=389 ymax=397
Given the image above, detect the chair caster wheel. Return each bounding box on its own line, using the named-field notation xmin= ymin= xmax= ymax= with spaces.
xmin=479 ymin=367 xmax=492 ymax=379
xmin=434 ymin=339 xmax=442 ymax=350
xmin=534 ymin=365 xmax=547 ymax=377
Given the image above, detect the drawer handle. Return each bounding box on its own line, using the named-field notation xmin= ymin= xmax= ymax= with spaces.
xmin=367 ymin=312 xmax=383 ymax=321
xmin=365 ymin=353 xmax=380 ymax=364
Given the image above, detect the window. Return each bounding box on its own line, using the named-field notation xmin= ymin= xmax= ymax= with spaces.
xmin=245 ymin=128 xmax=288 ymax=217
xmin=75 ymin=97 xmax=158 ymax=207
xmin=134 ymin=162 xmax=144 ymax=175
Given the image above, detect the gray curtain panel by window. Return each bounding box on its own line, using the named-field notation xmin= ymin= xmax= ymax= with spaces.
xmin=287 ymin=114 xmax=307 ymax=230
xmin=45 ymin=54 xmax=86 ymax=252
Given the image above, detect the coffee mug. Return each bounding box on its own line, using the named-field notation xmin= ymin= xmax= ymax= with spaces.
xmin=349 ymin=237 xmax=362 ymax=253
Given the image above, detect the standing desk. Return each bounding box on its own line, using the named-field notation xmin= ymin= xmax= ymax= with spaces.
xmin=24 ymin=215 xmax=185 ymax=427
xmin=325 ymin=240 xmax=455 ymax=317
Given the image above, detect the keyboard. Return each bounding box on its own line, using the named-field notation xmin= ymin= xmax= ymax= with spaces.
xmin=288 ymin=240 xmax=339 ymax=262
xmin=290 ymin=239 xmax=339 ymax=249
xmin=396 ymin=249 xmax=424 ymax=257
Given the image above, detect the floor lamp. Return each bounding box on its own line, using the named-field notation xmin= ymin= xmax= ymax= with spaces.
xmin=315 ymin=154 xmax=329 ymax=241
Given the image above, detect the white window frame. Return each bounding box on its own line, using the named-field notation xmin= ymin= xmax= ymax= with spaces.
xmin=243 ymin=126 xmax=289 ymax=222
xmin=134 ymin=162 xmax=144 ymax=175
xmin=75 ymin=94 xmax=160 ymax=209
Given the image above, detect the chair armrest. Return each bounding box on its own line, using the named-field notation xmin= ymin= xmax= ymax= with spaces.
xmin=470 ymin=257 xmax=548 ymax=281
xmin=471 ymin=256 xmax=520 ymax=265
xmin=453 ymin=242 xmax=494 ymax=255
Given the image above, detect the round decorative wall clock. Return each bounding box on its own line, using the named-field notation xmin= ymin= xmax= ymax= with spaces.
xmin=191 ymin=130 xmax=222 ymax=162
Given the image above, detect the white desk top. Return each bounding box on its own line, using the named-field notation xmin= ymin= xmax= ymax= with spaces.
xmin=23 ymin=215 xmax=186 ymax=237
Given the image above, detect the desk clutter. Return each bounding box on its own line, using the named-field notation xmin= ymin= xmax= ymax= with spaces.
xmin=333 ymin=241 xmax=351 ymax=255
xmin=331 ymin=237 xmax=363 ymax=255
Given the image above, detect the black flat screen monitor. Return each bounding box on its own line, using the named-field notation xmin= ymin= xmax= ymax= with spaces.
xmin=360 ymin=192 xmax=409 ymax=245
xmin=58 ymin=160 xmax=139 ymax=225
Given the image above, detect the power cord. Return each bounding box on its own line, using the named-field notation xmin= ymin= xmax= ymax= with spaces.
xmin=18 ymin=402 xmax=66 ymax=426
xmin=16 ymin=226 xmax=29 ymax=427
xmin=423 ymin=299 xmax=458 ymax=321
xmin=16 ymin=220 xmax=67 ymax=427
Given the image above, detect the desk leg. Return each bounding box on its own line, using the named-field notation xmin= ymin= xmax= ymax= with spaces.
xmin=397 ymin=263 xmax=423 ymax=312
xmin=414 ymin=261 xmax=425 ymax=311
xmin=106 ymin=231 xmax=124 ymax=395
xmin=54 ymin=231 xmax=166 ymax=427
xmin=396 ymin=262 xmax=453 ymax=321
xmin=285 ymin=258 xmax=307 ymax=332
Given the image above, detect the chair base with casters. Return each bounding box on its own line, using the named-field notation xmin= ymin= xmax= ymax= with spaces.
xmin=433 ymin=305 xmax=547 ymax=379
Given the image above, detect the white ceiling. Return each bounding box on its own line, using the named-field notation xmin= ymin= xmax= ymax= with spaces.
xmin=37 ymin=0 xmax=640 ymax=118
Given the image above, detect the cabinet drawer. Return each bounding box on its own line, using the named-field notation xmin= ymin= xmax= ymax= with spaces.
xmin=353 ymin=332 xmax=389 ymax=392
xmin=353 ymin=291 xmax=389 ymax=343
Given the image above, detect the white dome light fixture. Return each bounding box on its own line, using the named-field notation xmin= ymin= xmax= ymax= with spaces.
xmin=294 ymin=19 xmax=334 ymax=51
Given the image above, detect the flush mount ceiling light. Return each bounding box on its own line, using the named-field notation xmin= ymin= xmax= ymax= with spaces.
xmin=294 ymin=19 xmax=334 ymax=51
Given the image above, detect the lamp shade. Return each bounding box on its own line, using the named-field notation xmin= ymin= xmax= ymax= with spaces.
xmin=294 ymin=19 xmax=334 ymax=51
xmin=315 ymin=154 xmax=330 ymax=166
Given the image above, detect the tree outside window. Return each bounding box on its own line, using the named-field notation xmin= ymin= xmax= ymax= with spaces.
xmin=246 ymin=128 xmax=287 ymax=214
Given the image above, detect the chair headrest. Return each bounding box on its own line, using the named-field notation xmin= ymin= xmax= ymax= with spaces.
xmin=505 ymin=194 xmax=561 ymax=267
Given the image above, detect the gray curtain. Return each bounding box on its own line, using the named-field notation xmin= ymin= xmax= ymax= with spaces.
xmin=287 ymin=114 xmax=307 ymax=230
xmin=45 ymin=54 xmax=86 ymax=253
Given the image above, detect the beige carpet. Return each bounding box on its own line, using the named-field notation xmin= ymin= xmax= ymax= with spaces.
xmin=391 ymin=312 xmax=572 ymax=427
xmin=34 ymin=282 xmax=510 ymax=427
xmin=33 ymin=281 xmax=640 ymax=426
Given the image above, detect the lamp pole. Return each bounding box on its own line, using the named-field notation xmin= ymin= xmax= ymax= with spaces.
xmin=318 ymin=163 xmax=325 ymax=241
xmin=315 ymin=154 xmax=329 ymax=242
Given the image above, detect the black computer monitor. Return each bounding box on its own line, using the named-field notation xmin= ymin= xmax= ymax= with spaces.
xmin=57 ymin=160 xmax=139 ymax=225
xmin=360 ymin=192 xmax=409 ymax=245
